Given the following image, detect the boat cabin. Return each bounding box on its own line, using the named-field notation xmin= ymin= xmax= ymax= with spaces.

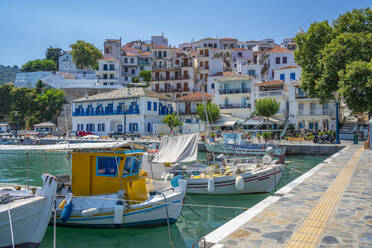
xmin=70 ymin=143 xmax=148 ymax=204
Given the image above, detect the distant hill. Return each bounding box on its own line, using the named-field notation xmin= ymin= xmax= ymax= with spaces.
xmin=0 ymin=65 xmax=20 ymax=84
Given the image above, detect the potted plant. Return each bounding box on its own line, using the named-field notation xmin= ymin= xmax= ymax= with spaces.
xmin=256 ymin=133 xmax=261 ymax=143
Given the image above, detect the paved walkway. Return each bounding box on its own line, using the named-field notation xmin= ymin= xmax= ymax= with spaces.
xmin=216 ymin=145 xmax=372 ymax=247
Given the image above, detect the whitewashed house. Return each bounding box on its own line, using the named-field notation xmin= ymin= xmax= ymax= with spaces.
xmin=275 ymin=66 xmax=337 ymax=131
xmin=96 ymin=57 xmax=121 ymax=86
xmin=0 ymin=123 xmax=10 ymax=133
xmin=71 ymin=88 xmax=176 ymax=136
xmin=58 ymin=52 xmax=77 ymax=72
xmin=214 ymin=74 xmax=255 ymax=119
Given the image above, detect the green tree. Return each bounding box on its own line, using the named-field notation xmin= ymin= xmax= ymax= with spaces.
xmin=34 ymin=88 xmax=66 ymax=123
xmin=45 ymin=46 xmax=63 ymax=68
xmin=196 ymin=102 xmax=220 ymax=124
xmin=139 ymin=70 xmax=151 ymax=83
xmin=0 ymin=84 xmax=14 ymax=120
xmin=0 ymin=65 xmax=19 ymax=84
xmin=35 ymin=80 xmax=46 ymax=94
xmin=162 ymin=113 xmax=183 ymax=135
xmin=70 ymin=40 xmax=102 ymax=70
xmin=254 ymin=98 xmax=280 ymax=122
xmin=338 ymin=60 xmax=372 ymax=114
xmin=295 ymin=7 xmax=372 ymax=112
xmin=21 ymin=59 xmax=56 ymax=72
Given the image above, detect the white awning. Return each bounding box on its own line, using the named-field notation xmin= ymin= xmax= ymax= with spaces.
xmin=152 ymin=133 xmax=198 ymax=163
xmin=210 ymin=115 xmax=242 ymax=127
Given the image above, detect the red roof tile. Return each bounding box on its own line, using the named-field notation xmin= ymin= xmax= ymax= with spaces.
xmin=179 ymin=92 xmax=213 ymax=101
xmin=274 ymin=65 xmax=300 ymax=70
xmin=267 ymin=46 xmax=293 ymax=53
xmin=100 ymin=57 xmax=117 ymax=61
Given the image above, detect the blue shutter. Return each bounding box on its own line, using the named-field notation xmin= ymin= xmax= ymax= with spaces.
xmin=153 ymin=102 xmax=157 ymax=111
xmin=290 ymin=73 xmax=296 ymax=80
xmin=147 ymin=101 xmax=151 ymax=111
xmin=280 ymin=74 xmax=285 ymax=81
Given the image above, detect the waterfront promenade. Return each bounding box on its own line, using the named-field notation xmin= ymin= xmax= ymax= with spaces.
xmin=204 ymin=145 xmax=372 ymax=247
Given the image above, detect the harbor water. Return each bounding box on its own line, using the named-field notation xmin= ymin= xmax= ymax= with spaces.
xmin=0 ymin=151 xmax=327 ymax=248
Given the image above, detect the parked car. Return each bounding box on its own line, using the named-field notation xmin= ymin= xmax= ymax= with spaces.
xmin=109 ymin=131 xmax=124 ymax=138
xmin=77 ymin=130 xmax=94 ymax=137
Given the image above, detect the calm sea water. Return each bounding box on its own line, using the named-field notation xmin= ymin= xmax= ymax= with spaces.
xmin=0 ymin=151 xmax=327 ymax=248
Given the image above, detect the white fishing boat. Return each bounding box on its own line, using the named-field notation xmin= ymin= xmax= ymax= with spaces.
xmin=52 ymin=141 xmax=187 ymax=228
xmin=0 ymin=174 xmax=58 ymax=248
xmin=153 ymin=134 xmax=284 ymax=195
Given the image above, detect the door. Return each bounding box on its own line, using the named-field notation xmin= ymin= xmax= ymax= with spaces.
xmin=185 ymin=102 xmax=191 ymax=114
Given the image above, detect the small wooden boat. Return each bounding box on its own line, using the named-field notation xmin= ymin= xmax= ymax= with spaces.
xmin=0 ymin=174 xmax=58 ymax=248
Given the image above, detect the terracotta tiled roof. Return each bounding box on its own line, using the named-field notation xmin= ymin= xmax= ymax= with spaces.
xmin=221 ymin=38 xmax=237 ymax=40
xmin=267 ymin=46 xmax=293 ymax=53
xmin=179 ymin=92 xmax=213 ymax=101
xmin=190 ymin=51 xmax=198 ymax=56
xmin=255 ymin=80 xmax=283 ymax=86
xmin=274 ymin=65 xmax=300 ymax=70
xmin=140 ymin=51 xmax=151 ymax=56
xmin=153 ymin=46 xmax=173 ymax=49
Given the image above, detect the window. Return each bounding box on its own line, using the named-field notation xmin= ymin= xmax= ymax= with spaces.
xmin=153 ymin=102 xmax=157 ymax=111
xmin=77 ymin=124 xmax=80 ymax=130
xmin=238 ymin=52 xmax=242 ymax=57
xmin=280 ymin=74 xmax=285 ymax=81
xmin=290 ymin=73 xmax=296 ymax=80
xmin=110 ymin=74 xmax=114 ymax=79
xmin=125 ymin=68 xmax=128 ymax=72
xmin=147 ymin=101 xmax=151 ymax=111
xmin=211 ymin=83 xmax=215 ymax=89
xmin=129 ymin=123 xmax=138 ymax=132
xmin=323 ymin=103 xmax=328 ymax=114
xmin=175 ymin=60 xmax=179 ymax=65
xmin=124 ymin=58 xmax=128 ymax=63
xmin=96 ymin=156 xmax=120 ymax=177
xmin=283 ymin=57 xmax=287 ymax=64
xmin=200 ymin=50 xmax=204 ymax=55
xmin=275 ymin=57 xmax=280 ymax=64
xmin=103 ymin=64 xmax=108 ymax=71
xmin=109 ymin=64 xmax=114 ymax=70
xmin=103 ymin=74 xmax=107 ymax=79
xmin=130 ymin=58 xmax=134 ymax=64
xmin=248 ymin=70 xmax=256 ymax=76
xmin=298 ymin=103 xmax=304 ymax=114
xmin=163 ymin=51 xmax=166 ymax=57
xmin=131 ymin=69 xmax=135 ymax=75
xmin=200 ymin=61 xmax=203 ymax=67
xmin=122 ymin=155 xmax=141 ymax=177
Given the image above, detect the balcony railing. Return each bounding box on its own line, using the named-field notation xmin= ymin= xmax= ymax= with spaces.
xmin=295 ymin=94 xmax=308 ymax=99
xmin=154 ymin=87 xmax=190 ymax=93
xmin=219 ymin=104 xmax=251 ymax=109
xmin=257 ymin=90 xmax=283 ymax=97
xmin=179 ymin=110 xmax=197 ymax=115
xmin=297 ymin=111 xmax=329 ymax=116
xmin=152 ymin=75 xmax=190 ymax=81
xmin=182 ymin=62 xmax=193 ymax=67
xmin=98 ymin=77 xmax=119 ymax=80
xmin=73 ymin=108 xmax=140 ymax=116
xmin=159 ymin=107 xmax=174 ymax=116
xmin=219 ymin=88 xmax=250 ymax=95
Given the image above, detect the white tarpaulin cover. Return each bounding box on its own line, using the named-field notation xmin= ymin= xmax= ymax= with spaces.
xmin=152 ymin=133 xmax=198 ymax=163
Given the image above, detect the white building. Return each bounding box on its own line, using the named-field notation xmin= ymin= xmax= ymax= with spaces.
xmin=255 ymin=80 xmax=289 ymax=121
xmin=151 ymin=35 xmax=168 ymax=48
xmin=96 ymin=57 xmax=121 ymax=86
xmin=265 ymin=46 xmax=296 ymax=80
xmin=0 ymin=123 xmax=10 ymax=133
xmin=71 ymin=88 xmax=176 ymax=136
xmin=58 ymin=52 xmax=77 ymax=72
xmin=274 ymin=66 xmax=337 ymax=131
xmin=213 ymin=74 xmax=255 ymax=119
xmin=14 ymin=71 xmax=52 ymax=88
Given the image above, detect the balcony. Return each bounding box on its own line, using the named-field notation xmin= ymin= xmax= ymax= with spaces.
xmin=182 ymin=62 xmax=193 ymax=67
xmin=98 ymin=77 xmax=119 ymax=80
xmin=155 ymin=87 xmax=190 ymax=93
xmin=72 ymin=107 xmax=140 ymax=117
xmin=257 ymin=90 xmax=284 ymax=98
xmin=219 ymin=104 xmax=251 ymax=109
xmin=219 ymin=88 xmax=250 ymax=95
xmin=159 ymin=107 xmax=174 ymax=115
xmin=152 ymin=75 xmax=190 ymax=81
xmin=297 ymin=111 xmax=329 ymax=116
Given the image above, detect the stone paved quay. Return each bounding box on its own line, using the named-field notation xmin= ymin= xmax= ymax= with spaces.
xmin=208 ymin=145 xmax=372 ymax=248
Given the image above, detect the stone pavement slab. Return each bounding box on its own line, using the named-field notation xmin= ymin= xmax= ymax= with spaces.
xmin=215 ymin=145 xmax=370 ymax=248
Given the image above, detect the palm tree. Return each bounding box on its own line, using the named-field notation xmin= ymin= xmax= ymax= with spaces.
xmin=162 ymin=113 xmax=183 ymax=135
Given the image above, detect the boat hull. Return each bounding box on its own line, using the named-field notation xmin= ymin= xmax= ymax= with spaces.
xmin=186 ymin=164 xmax=282 ymax=194
xmin=54 ymin=181 xmax=187 ymax=228
xmin=205 ymin=143 xmax=285 ymax=156
xmin=0 ymin=175 xmax=57 ymax=248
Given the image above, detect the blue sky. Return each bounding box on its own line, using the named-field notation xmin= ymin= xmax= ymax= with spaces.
xmin=0 ymin=0 xmax=370 ymax=66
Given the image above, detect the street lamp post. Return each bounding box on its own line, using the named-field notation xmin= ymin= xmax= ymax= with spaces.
xmin=14 ymin=111 xmax=18 ymax=137
xmin=335 ymin=97 xmax=340 ymax=144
